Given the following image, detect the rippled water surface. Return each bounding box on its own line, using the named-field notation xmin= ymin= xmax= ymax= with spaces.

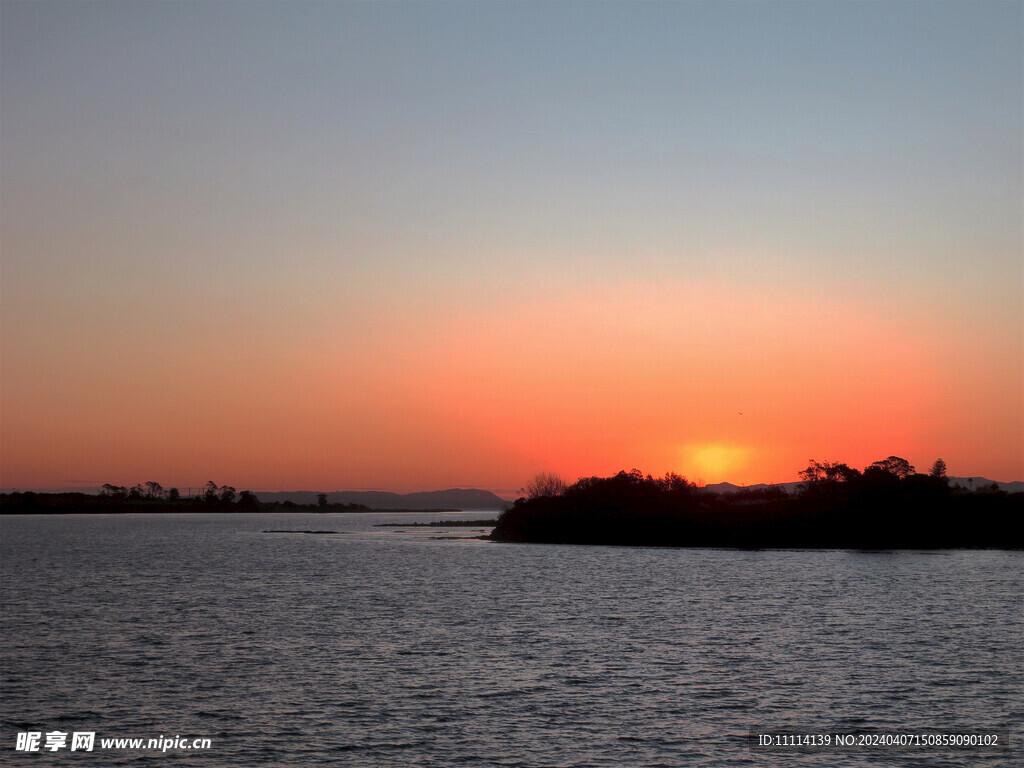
xmin=2 ymin=512 xmax=1021 ymax=766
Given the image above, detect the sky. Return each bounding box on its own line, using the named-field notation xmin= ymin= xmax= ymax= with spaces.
xmin=1 ymin=1 xmax=1021 ymax=494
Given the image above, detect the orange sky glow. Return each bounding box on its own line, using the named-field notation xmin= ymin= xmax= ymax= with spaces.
xmin=3 ymin=277 xmax=1020 ymax=495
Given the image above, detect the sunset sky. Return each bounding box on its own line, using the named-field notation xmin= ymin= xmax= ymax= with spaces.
xmin=2 ymin=1 xmax=1021 ymax=495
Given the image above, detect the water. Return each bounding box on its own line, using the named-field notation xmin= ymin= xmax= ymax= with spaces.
xmin=1 ymin=512 xmax=1021 ymax=766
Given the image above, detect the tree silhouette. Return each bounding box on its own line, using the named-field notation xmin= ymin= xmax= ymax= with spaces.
xmin=237 ymin=490 xmax=259 ymax=512
xmin=522 ymin=471 xmax=566 ymax=499
xmin=867 ymin=456 xmax=915 ymax=479
xmin=929 ymin=458 xmax=948 ymax=478
xmin=656 ymin=472 xmax=692 ymax=492
xmin=100 ymin=484 xmax=127 ymax=501
xmin=203 ymin=481 xmax=219 ymax=503
xmin=799 ymin=460 xmax=859 ymax=488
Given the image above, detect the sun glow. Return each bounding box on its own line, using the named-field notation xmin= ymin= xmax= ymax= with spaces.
xmin=683 ymin=443 xmax=751 ymax=483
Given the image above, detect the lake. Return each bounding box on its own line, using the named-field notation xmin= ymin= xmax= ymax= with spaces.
xmin=1 ymin=512 xmax=1020 ymax=766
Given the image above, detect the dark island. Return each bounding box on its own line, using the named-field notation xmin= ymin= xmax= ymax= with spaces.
xmin=490 ymin=458 xmax=1023 ymax=549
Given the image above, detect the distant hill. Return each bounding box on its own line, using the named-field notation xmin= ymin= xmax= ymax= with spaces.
xmin=947 ymin=477 xmax=1023 ymax=493
xmin=254 ymin=488 xmax=511 ymax=510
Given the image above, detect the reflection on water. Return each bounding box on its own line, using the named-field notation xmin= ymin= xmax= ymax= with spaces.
xmin=1 ymin=512 xmax=1021 ymax=766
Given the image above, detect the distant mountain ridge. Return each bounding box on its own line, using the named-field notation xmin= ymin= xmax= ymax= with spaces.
xmin=254 ymin=488 xmax=511 ymax=510
xmin=947 ymin=477 xmax=1024 ymax=493
xmin=703 ymin=482 xmax=803 ymax=495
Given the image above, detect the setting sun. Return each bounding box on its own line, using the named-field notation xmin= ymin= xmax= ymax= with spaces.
xmin=683 ymin=443 xmax=752 ymax=484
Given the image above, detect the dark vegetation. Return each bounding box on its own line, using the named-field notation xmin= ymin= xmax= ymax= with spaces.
xmin=490 ymin=457 xmax=1022 ymax=549
xmin=0 ymin=482 xmax=371 ymax=514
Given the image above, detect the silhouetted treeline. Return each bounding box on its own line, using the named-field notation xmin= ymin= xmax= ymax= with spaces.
xmin=0 ymin=481 xmax=369 ymax=514
xmin=491 ymin=459 xmax=1023 ymax=549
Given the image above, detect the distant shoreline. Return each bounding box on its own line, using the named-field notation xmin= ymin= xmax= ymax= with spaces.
xmin=0 ymin=508 xmax=466 ymax=516
xmin=0 ymin=510 xmax=464 ymax=515
xmin=0 ymin=491 xmax=472 ymax=516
